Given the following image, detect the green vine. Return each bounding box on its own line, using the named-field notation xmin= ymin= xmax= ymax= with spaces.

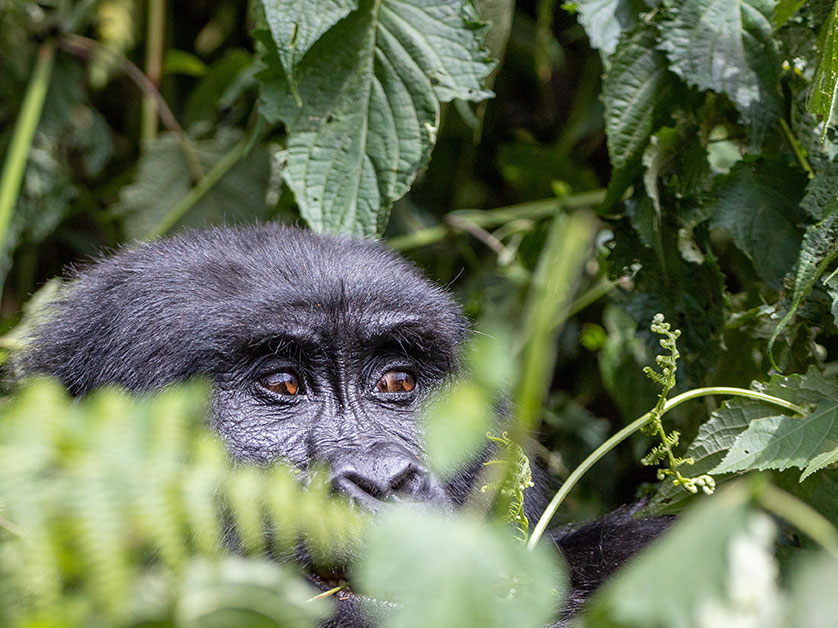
xmin=481 ymin=431 xmax=534 ymax=541
xmin=641 ymin=314 xmax=715 ymax=495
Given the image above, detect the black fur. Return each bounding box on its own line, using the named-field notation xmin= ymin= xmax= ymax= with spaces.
xmin=18 ymin=225 xmax=668 ymax=625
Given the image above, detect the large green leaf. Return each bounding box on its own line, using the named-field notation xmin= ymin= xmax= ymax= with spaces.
xmin=712 ymin=400 xmax=838 ymax=480
xmin=708 ymin=158 xmax=807 ymax=290
xmin=257 ymin=0 xmax=493 ymax=235
xmin=658 ymin=0 xmax=780 ymax=134
xmin=603 ymin=23 xmax=673 ymax=170
xmin=587 ymin=485 xmax=781 ymax=627
xmin=356 ymin=507 xmax=564 ymax=628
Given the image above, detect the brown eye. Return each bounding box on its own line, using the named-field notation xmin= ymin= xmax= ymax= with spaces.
xmin=376 ymin=370 xmax=416 ymax=394
xmin=260 ymin=371 xmax=300 ymax=395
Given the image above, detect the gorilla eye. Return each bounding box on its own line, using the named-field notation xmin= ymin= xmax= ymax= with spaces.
xmin=260 ymin=371 xmax=300 ymax=395
xmin=376 ymin=370 xmax=416 ymax=394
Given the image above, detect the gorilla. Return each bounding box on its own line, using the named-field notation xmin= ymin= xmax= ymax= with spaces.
xmin=17 ymin=225 xmax=669 ymax=626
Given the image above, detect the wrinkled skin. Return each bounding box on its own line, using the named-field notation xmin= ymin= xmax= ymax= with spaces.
xmin=19 ymin=225 xmax=668 ymax=626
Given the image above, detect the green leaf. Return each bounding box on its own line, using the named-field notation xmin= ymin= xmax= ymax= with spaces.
xmin=786 ymin=553 xmax=838 ymax=628
xmin=573 ymin=0 xmax=642 ymax=56
xmin=647 ymin=397 xmax=783 ymax=514
xmin=261 ymin=0 xmax=359 ymax=102
xmin=801 ymin=158 xmax=838 ymax=219
xmin=807 ymin=1 xmax=838 ymax=130
xmin=773 ymin=0 xmax=807 ymax=29
xmin=767 ymin=215 xmax=838 ymax=364
xmin=115 ymin=129 xmax=271 ymax=239
xmin=356 ymin=507 xmax=564 ymax=628
xmin=658 ymin=0 xmax=781 ymax=132
xmin=587 ymin=484 xmax=781 ymax=627
xmin=708 ymin=158 xmax=807 ymax=290
xmin=642 ymin=126 xmax=679 ymax=216
xmin=711 ymin=400 xmax=838 ymax=478
xmin=257 ymin=0 xmax=493 ymax=235
xmin=603 ymin=23 xmax=673 ymax=170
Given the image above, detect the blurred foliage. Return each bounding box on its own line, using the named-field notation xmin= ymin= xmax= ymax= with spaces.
xmin=3 ymin=0 xmax=838 ymax=625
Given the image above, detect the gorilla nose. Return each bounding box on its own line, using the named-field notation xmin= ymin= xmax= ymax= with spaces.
xmin=330 ymin=444 xmax=450 ymax=509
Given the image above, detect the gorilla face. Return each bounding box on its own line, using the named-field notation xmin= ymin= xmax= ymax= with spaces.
xmin=21 ymin=226 xmax=472 ymax=511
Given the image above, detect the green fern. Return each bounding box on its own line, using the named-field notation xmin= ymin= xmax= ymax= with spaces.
xmin=481 ymin=431 xmax=535 ymax=542
xmin=641 ymin=314 xmax=715 ymax=496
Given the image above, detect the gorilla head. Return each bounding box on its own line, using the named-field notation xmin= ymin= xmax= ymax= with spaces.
xmin=20 ymin=225 xmax=480 ymax=509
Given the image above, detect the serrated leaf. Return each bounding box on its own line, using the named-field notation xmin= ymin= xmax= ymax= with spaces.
xmin=708 ymin=158 xmax=807 ymax=290
xmin=807 ymin=1 xmax=838 ymax=130
xmin=647 ymin=398 xmax=783 ymax=514
xmin=261 ymin=0 xmax=358 ymax=101
xmin=768 ymin=215 xmax=838 ymax=363
xmin=711 ymin=400 xmax=838 ymax=477
xmin=801 ymin=160 xmax=838 ymax=219
xmin=642 ymin=126 xmax=678 ymax=216
xmin=257 ymin=0 xmax=493 ymax=235
xmin=658 ymin=0 xmax=780 ymax=131
xmin=603 ymin=23 xmax=673 ymax=170
xmin=574 ymin=0 xmax=642 ymax=55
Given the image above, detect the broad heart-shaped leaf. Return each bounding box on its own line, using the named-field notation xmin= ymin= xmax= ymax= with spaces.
xmin=707 ymin=158 xmax=807 ymax=290
xmin=658 ymin=0 xmax=780 ymax=133
xmin=807 ymin=1 xmax=838 ymax=130
xmin=711 ymin=400 xmax=838 ymax=479
xmin=261 ymin=0 xmax=358 ymax=102
xmin=257 ymin=0 xmax=493 ymax=236
xmin=603 ymin=23 xmax=673 ymax=170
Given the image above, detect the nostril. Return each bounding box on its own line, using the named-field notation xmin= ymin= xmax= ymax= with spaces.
xmin=389 ymin=462 xmax=424 ymax=494
xmin=340 ymin=471 xmax=388 ymax=499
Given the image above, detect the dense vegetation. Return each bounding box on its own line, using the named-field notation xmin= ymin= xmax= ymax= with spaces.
xmin=3 ymin=0 xmax=838 ymax=625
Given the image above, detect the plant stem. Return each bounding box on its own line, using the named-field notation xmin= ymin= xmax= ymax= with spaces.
xmin=387 ymin=190 xmax=606 ymax=251
xmin=0 ymin=42 xmax=55 ymax=269
xmin=756 ymin=482 xmax=838 ymax=558
xmin=143 ymin=136 xmax=250 ymax=239
xmin=526 ymin=386 xmax=808 ymax=550
xmin=142 ymin=0 xmax=166 ymax=143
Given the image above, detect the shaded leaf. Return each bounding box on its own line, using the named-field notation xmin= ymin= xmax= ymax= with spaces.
xmin=708 ymin=158 xmax=807 ymax=290
xmin=115 ymin=129 xmax=271 ymax=239
xmin=603 ymin=23 xmax=674 ymax=170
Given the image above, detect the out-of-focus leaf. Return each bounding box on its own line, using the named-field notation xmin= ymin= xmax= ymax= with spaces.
xmin=176 ymin=558 xmax=329 ymax=628
xmin=256 ymin=1 xmax=493 ymax=235
xmin=115 ymin=129 xmax=271 ymax=239
xmin=603 ymin=23 xmax=673 ymax=170
xmin=658 ymin=0 xmax=781 ymax=136
xmin=572 ymin=0 xmax=642 ymax=56
xmin=774 ymin=0 xmax=807 ymax=29
xmin=357 ymin=507 xmax=564 ymax=628
xmin=708 ymin=158 xmax=807 ymax=290
xmin=587 ymin=484 xmax=782 ymax=628
xmin=711 ymin=400 xmax=838 ymax=480
xmin=786 ymin=553 xmax=838 ymax=628
xmin=185 ymin=49 xmax=253 ymax=126
xmin=807 ymin=2 xmax=838 ymax=130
